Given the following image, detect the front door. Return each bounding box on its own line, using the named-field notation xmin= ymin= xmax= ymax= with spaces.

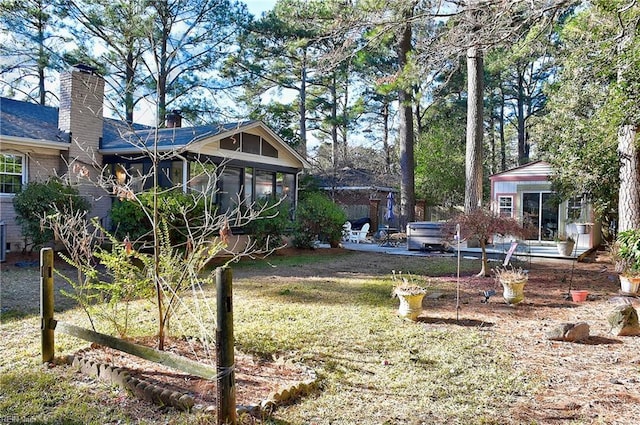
xmin=522 ymin=192 xmax=558 ymax=241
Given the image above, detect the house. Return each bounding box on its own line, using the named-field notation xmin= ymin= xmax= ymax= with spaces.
xmin=0 ymin=64 xmax=309 ymax=254
xmin=489 ymin=160 xmax=601 ymax=250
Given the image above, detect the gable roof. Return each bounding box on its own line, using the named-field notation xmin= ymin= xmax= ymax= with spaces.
xmin=0 ymin=97 xmax=309 ymax=169
xmin=316 ymin=167 xmax=398 ymax=192
xmin=489 ymin=160 xmax=553 ymax=181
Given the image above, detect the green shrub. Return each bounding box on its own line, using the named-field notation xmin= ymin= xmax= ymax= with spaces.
xmin=110 ymin=189 xmax=208 ymax=243
xmin=293 ymin=192 xmax=347 ymax=249
xmin=109 ymin=197 xmax=150 ymax=240
xmin=12 ymin=179 xmax=89 ymax=251
xmin=246 ymin=200 xmax=292 ymax=251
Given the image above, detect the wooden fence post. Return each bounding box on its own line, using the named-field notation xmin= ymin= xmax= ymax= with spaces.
xmin=216 ymin=266 xmax=236 ymax=425
xmin=41 ymin=247 xmax=54 ymax=363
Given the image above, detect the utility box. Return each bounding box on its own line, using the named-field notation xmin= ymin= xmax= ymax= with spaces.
xmin=406 ymin=221 xmax=446 ymax=251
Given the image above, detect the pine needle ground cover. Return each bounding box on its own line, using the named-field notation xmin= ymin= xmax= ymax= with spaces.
xmin=3 ymin=249 xmax=636 ymax=424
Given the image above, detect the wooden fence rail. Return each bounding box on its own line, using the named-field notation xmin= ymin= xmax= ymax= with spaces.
xmin=40 ymin=247 xmax=237 ymax=424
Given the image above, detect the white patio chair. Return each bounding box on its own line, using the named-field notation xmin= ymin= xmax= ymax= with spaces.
xmin=342 ymin=221 xmax=352 ymax=241
xmin=349 ymin=222 xmax=370 ymax=243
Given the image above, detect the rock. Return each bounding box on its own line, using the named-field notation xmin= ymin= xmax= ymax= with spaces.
xmin=608 ymin=304 xmax=640 ymax=336
xmin=546 ymin=322 xmax=590 ymax=342
xmin=565 ymin=323 xmax=590 ymax=342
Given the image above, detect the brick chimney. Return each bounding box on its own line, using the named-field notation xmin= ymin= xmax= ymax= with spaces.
xmin=58 ymin=64 xmax=109 ymax=224
xmin=166 ymin=110 xmax=182 ymax=128
xmin=58 ymin=64 xmax=105 ymax=164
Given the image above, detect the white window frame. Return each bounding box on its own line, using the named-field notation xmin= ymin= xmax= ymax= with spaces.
xmin=0 ymin=153 xmax=27 ymax=195
xmin=498 ymin=195 xmax=514 ymax=217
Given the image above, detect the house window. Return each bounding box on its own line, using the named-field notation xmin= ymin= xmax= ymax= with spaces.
xmin=241 ymin=133 xmax=261 ymax=155
xmin=262 ymin=140 xmax=278 ymax=158
xmin=244 ymin=167 xmax=253 ymax=205
xmin=498 ymin=196 xmax=513 ymax=217
xmin=220 ymin=133 xmax=279 ymax=159
xmin=220 ymin=136 xmax=239 ymax=151
xmin=255 ymin=170 xmax=274 ymax=200
xmin=189 ymin=162 xmax=217 ymax=193
xmin=0 ymin=153 xmax=25 ymax=194
xmin=219 ymin=167 xmax=242 ymax=213
xmin=568 ymin=197 xmax=583 ymax=221
xmin=276 ymin=172 xmax=295 ymax=202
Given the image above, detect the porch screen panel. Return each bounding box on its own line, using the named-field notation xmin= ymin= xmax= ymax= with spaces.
xmin=255 ymin=170 xmax=274 ymax=200
xmin=276 ymin=173 xmax=295 ymax=203
xmin=244 ymin=167 xmax=253 ymax=205
xmin=219 ymin=167 xmax=242 ymax=214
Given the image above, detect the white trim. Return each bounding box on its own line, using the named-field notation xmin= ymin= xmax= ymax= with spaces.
xmin=0 ymin=152 xmax=27 ymax=194
xmin=0 ymin=135 xmax=70 ymax=150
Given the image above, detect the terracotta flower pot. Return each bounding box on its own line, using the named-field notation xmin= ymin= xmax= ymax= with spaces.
xmin=570 ymin=290 xmax=588 ymax=302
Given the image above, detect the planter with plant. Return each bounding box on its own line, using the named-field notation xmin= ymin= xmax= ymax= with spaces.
xmin=612 ymin=229 xmax=640 ymax=294
xmin=392 ymin=271 xmax=427 ymax=321
xmin=493 ymin=266 xmax=528 ymax=305
xmin=555 ymin=235 xmax=575 ymax=256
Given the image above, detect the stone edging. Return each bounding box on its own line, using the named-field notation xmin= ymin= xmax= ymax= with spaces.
xmin=60 ymin=348 xmax=319 ymax=416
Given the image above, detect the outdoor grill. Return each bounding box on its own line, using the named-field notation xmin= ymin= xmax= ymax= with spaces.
xmin=406 ymin=221 xmax=446 ymax=251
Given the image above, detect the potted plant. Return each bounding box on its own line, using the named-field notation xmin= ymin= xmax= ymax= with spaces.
xmin=493 ymin=266 xmax=528 ymax=305
xmin=392 ymin=271 xmax=427 ymax=321
xmin=612 ymin=229 xmax=640 ymax=294
xmin=555 ymin=235 xmax=575 ymax=256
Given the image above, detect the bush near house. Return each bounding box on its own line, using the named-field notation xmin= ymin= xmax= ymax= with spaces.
xmin=293 ymin=192 xmax=347 ymax=248
xmin=246 ymin=199 xmax=292 ymax=251
xmin=110 ymin=189 xmax=207 ymax=242
xmin=12 ymin=179 xmax=90 ymax=252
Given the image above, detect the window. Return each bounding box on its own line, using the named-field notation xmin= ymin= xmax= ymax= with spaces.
xmin=219 ymin=133 xmax=279 ymax=159
xmin=568 ymin=197 xmax=583 ymax=221
xmin=241 ymin=133 xmax=261 ymax=154
xmin=262 ymin=140 xmax=278 ymax=158
xmin=189 ymin=162 xmax=217 ymax=194
xmin=276 ymin=173 xmax=294 ymax=202
xmin=255 ymin=170 xmax=274 ymax=200
xmin=219 ymin=167 xmax=242 ymax=213
xmin=220 ymin=136 xmax=239 ymax=151
xmin=0 ymin=154 xmax=25 ymax=194
xmin=498 ymin=196 xmax=513 ymax=217
xmin=244 ymin=167 xmax=253 ymax=205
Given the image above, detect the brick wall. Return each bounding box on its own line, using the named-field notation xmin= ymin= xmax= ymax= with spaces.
xmin=58 ymin=68 xmax=111 ymax=228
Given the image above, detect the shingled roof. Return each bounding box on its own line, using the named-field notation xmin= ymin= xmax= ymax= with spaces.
xmin=1 ymin=97 xmax=254 ymax=153
xmin=100 ymin=121 xmax=257 ymax=153
xmin=0 ymin=97 xmax=68 ymax=142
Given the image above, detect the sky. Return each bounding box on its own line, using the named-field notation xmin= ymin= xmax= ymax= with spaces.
xmin=243 ymin=0 xmax=277 ymax=17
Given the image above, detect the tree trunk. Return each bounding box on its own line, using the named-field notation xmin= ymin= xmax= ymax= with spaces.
xmin=331 ymin=72 xmax=338 ymax=169
xmin=398 ymin=8 xmax=415 ymax=226
xmin=516 ymin=70 xmax=528 ymax=165
xmin=382 ymin=100 xmax=391 ymax=174
xmin=465 ymin=45 xmax=484 ymax=213
xmin=478 ymin=238 xmax=489 ymax=277
xmin=125 ymin=50 xmax=135 ymax=124
xmin=499 ymin=84 xmax=506 ymax=172
xmin=618 ymin=124 xmax=640 ymax=232
xmin=616 ymin=17 xmax=640 ymax=233
xmin=299 ymin=49 xmax=308 ymax=158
